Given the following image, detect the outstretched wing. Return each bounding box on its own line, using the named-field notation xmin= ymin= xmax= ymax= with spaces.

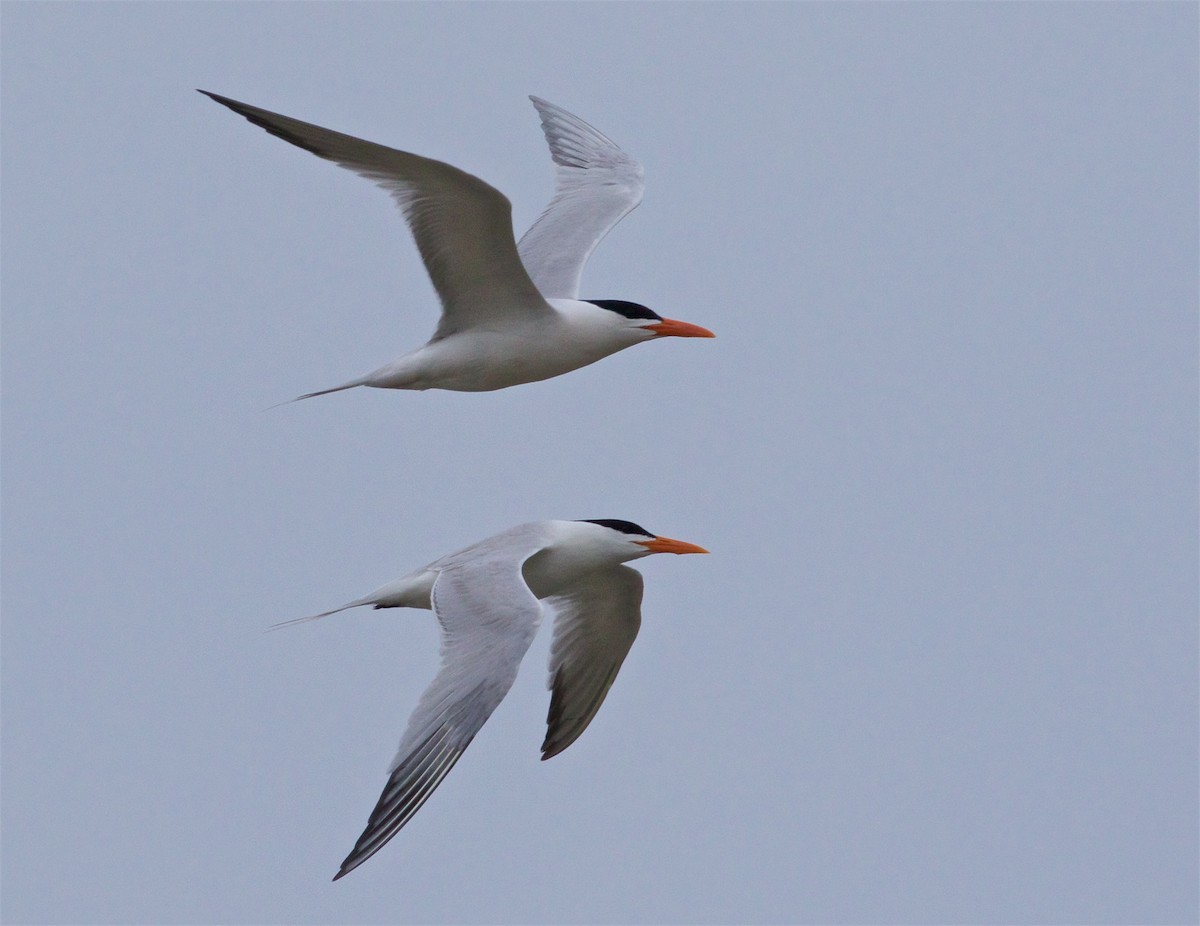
xmin=199 ymin=91 xmax=551 ymax=337
xmin=334 ymin=552 xmax=544 ymax=880
xmin=541 ymin=565 xmax=644 ymax=760
xmin=517 ymin=97 xmax=645 ymax=300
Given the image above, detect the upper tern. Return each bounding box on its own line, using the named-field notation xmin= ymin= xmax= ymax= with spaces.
xmin=286 ymin=518 xmax=708 ymax=880
xmin=199 ymin=92 xmax=714 ymax=398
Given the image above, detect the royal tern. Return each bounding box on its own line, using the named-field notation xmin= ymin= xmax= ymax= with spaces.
xmin=199 ymin=92 xmax=714 ymax=398
xmin=286 ymin=519 xmax=707 ymax=880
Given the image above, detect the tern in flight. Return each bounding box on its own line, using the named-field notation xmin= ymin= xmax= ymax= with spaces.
xmin=199 ymin=92 xmax=714 ymax=398
xmin=282 ymin=519 xmax=707 ymax=880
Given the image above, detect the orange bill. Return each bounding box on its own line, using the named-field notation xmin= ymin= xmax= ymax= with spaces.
xmin=645 ymin=318 xmax=716 ymax=339
xmin=636 ymin=536 xmax=710 ymax=555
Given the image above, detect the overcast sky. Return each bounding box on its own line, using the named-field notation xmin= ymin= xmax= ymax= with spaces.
xmin=2 ymin=3 xmax=1196 ymax=924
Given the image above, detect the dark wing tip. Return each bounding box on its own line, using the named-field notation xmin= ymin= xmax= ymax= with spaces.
xmin=540 ymin=666 xmax=568 ymax=760
xmin=196 ymin=90 xmax=334 ymax=162
xmin=330 ymin=730 xmax=470 ymax=880
xmin=196 ymin=89 xmax=266 ymax=122
xmin=196 ymin=90 xmax=277 ymax=132
xmin=540 ymin=664 xmax=618 ymax=761
xmin=333 ymin=836 xmax=380 ymax=881
xmin=540 ymin=707 xmax=566 ymax=761
xmin=197 ymin=89 xmax=236 ymax=107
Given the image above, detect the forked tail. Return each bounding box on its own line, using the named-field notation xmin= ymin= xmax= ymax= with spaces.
xmin=267 ymin=378 xmax=367 ymax=410
xmin=267 ymin=596 xmax=375 ymax=632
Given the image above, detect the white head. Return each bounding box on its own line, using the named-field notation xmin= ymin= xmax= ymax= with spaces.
xmin=524 ymin=519 xmax=707 ymax=600
xmin=570 ymin=518 xmax=709 ymax=561
xmin=583 ymin=300 xmax=716 ymax=343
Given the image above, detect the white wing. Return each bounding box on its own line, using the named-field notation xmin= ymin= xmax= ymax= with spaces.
xmin=200 ymin=91 xmax=551 ymax=338
xmin=334 ymin=549 xmax=545 ymax=880
xmin=541 ymin=564 xmax=643 ymax=760
xmin=517 ymin=97 xmax=645 ymax=300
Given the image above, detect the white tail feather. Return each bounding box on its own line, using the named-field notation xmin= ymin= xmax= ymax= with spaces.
xmin=265 ymin=378 xmax=367 ymax=410
xmin=267 ymin=596 xmax=374 ymax=632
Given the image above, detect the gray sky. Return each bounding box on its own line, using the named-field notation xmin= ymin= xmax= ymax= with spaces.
xmin=2 ymin=3 xmax=1196 ymax=924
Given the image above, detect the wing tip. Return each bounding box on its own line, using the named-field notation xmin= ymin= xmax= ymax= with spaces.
xmin=332 ymin=851 xmax=367 ymax=880
xmin=332 ymin=843 xmax=372 ymax=880
xmin=540 ymin=726 xmax=581 ymax=762
xmin=330 ymin=839 xmax=376 ymax=882
xmin=197 ymin=89 xmax=267 ymax=127
xmin=197 ymin=88 xmax=234 ymax=107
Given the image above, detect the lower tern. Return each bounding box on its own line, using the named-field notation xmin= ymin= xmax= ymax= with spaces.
xmin=199 ymin=92 xmax=714 ymax=398
xmin=287 ymin=519 xmax=708 ymax=880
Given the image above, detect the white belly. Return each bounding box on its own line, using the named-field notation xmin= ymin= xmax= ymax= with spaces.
xmin=363 ymin=303 xmax=642 ymax=392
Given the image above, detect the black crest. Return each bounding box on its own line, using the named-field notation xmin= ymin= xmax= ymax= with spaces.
xmin=581 ymin=519 xmax=653 ymax=537
xmin=586 ymin=300 xmax=661 ymax=321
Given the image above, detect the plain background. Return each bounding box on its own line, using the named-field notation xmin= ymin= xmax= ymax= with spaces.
xmin=2 ymin=3 xmax=1196 ymax=924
